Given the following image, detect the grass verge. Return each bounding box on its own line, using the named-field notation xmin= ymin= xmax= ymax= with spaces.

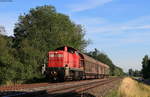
xmin=105 ymin=89 xmax=119 ymax=97
xmin=105 ymin=77 xmax=150 ymax=97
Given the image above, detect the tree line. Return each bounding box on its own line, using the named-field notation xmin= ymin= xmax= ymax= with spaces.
xmin=128 ymin=55 xmax=150 ymax=79
xmin=128 ymin=69 xmax=141 ymax=77
xmin=0 ymin=5 xmax=124 ymax=85
xmin=86 ymin=48 xmax=124 ymax=76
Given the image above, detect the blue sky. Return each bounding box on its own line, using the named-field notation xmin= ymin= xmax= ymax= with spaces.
xmin=0 ymin=0 xmax=150 ymax=72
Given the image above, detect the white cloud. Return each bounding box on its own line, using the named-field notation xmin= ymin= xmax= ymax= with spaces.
xmin=73 ymin=15 xmax=150 ymax=48
xmin=69 ymin=0 xmax=112 ymax=12
xmin=73 ymin=16 xmax=108 ymax=26
xmin=0 ymin=13 xmax=18 ymax=36
xmin=74 ymin=15 xmax=150 ymax=34
xmin=87 ymin=24 xmax=150 ymax=34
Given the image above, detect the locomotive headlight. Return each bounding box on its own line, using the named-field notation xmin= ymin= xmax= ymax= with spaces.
xmin=51 ymin=71 xmax=57 ymax=76
xmin=53 ymin=71 xmax=57 ymax=76
xmin=54 ymin=71 xmax=57 ymax=74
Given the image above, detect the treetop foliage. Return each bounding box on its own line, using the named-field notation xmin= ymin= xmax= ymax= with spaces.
xmin=14 ymin=5 xmax=88 ymax=50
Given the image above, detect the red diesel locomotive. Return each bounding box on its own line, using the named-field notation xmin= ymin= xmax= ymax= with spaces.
xmin=45 ymin=46 xmax=109 ymax=81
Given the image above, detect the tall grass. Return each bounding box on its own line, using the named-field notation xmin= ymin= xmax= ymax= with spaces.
xmin=105 ymin=77 xmax=150 ymax=97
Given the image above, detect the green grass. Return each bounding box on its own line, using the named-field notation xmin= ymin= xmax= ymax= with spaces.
xmin=105 ymin=89 xmax=119 ymax=97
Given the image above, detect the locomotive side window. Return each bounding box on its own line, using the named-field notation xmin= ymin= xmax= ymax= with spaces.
xmin=68 ymin=48 xmax=75 ymax=53
xmin=75 ymin=51 xmax=78 ymax=55
xmin=57 ymin=54 xmax=63 ymax=57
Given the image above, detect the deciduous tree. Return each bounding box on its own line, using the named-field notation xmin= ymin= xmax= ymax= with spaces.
xmin=142 ymin=55 xmax=150 ymax=78
xmin=13 ymin=5 xmax=88 ymax=80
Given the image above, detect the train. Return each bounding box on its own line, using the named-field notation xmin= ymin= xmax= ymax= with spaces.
xmin=45 ymin=46 xmax=110 ymax=81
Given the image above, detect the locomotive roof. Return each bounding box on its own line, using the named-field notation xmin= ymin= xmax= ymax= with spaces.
xmin=55 ymin=46 xmax=109 ymax=68
xmin=55 ymin=46 xmax=78 ymax=51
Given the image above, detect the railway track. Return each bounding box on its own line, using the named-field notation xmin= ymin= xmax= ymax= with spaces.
xmin=0 ymin=77 xmax=122 ymax=97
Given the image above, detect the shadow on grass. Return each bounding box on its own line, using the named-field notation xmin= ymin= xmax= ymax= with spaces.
xmin=0 ymin=90 xmax=47 ymax=97
xmin=133 ymin=77 xmax=150 ymax=86
xmin=142 ymin=79 xmax=150 ymax=85
xmin=24 ymin=77 xmax=51 ymax=84
xmin=0 ymin=90 xmax=96 ymax=97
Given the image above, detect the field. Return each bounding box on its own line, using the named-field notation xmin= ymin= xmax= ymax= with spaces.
xmin=106 ymin=77 xmax=150 ymax=97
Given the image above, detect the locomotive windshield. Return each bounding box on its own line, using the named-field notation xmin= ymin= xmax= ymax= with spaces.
xmin=49 ymin=53 xmax=63 ymax=57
